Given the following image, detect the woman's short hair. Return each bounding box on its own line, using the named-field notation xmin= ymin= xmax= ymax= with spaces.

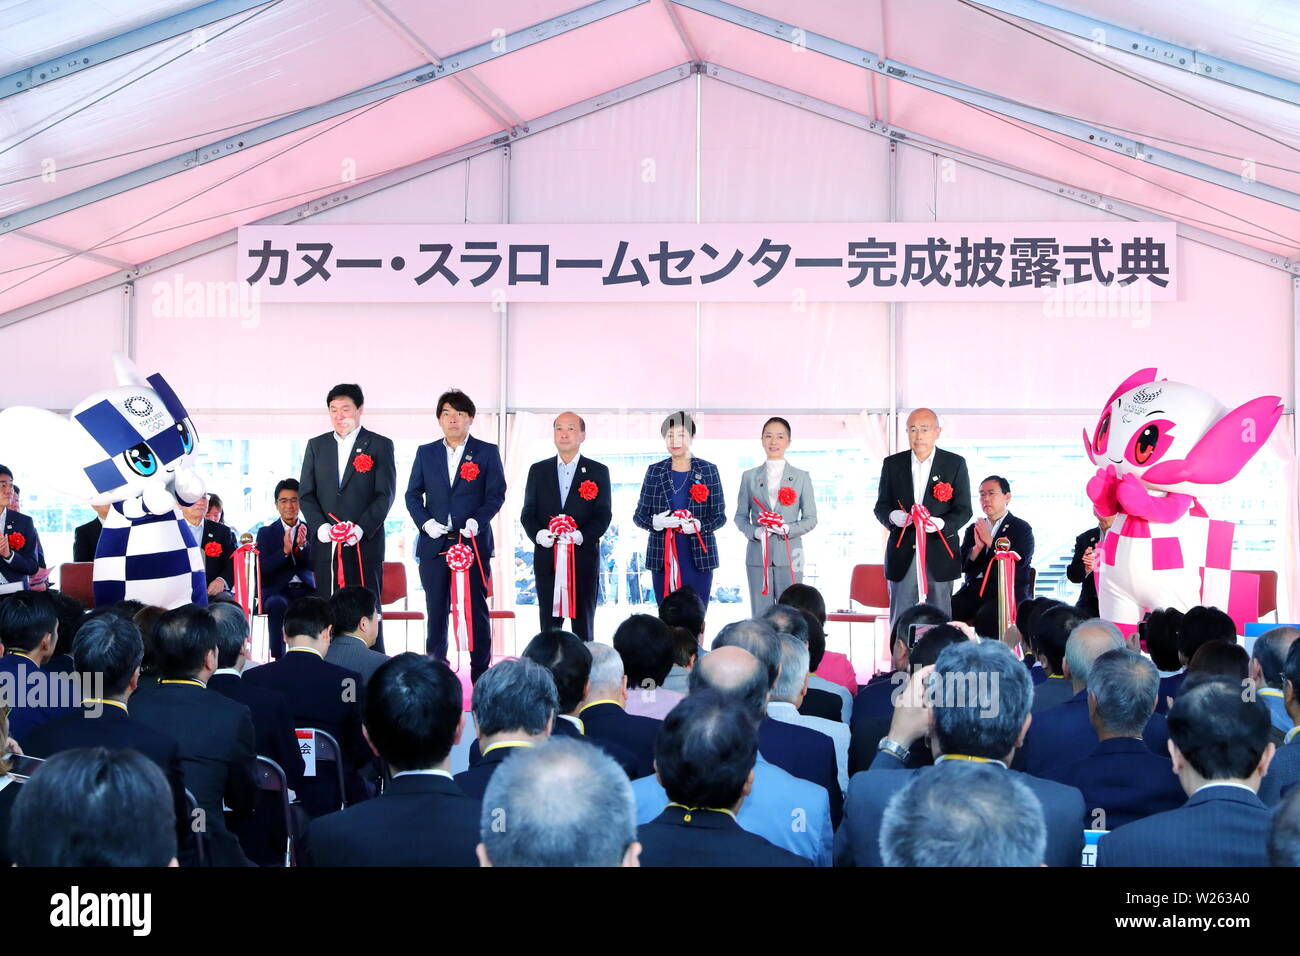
xmin=660 ymin=411 xmax=696 ymax=438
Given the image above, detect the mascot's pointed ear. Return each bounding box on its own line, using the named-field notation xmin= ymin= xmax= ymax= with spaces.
xmin=112 ymin=352 xmax=148 ymax=387
xmin=0 ymin=407 xmax=100 ymax=499
xmin=1142 ymin=395 xmax=1284 ymax=486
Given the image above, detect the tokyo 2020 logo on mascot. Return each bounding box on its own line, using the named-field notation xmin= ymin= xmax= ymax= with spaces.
xmin=1084 ymin=367 xmax=1282 ymax=637
xmin=0 ymin=353 xmax=208 ymax=608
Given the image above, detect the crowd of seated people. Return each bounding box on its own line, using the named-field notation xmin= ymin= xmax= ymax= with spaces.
xmin=3 ymin=573 xmax=1300 ymax=869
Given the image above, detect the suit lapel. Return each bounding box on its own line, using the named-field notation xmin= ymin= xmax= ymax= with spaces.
xmin=338 ymin=427 xmax=367 ymax=493
xmin=658 ymin=461 xmax=675 ymax=507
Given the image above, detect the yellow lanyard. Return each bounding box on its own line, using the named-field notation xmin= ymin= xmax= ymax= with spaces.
xmin=82 ymin=698 xmax=128 ymax=713
xmin=287 ymin=646 xmax=324 ymax=658
xmin=577 ymin=699 xmax=622 ymax=715
xmin=160 ymin=679 xmax=205 ymax=688
xmin=482 ymin=741 xmax=536 ymax=756
xmin=667 ymin=803 xmax=736 ymax=823
xmin=937 ymin=753 xmax=1000 ymax=765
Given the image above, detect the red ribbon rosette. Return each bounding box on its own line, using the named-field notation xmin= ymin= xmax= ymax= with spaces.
xmin=933 ymin=481 xmax=953 ymax=502
xmin=445 ymin=539 xmax=476 ymax=669
xmin=352 ymin=452 xmax=373 ymax=474
xmin=777 ymin=486 xmax=797 ymax=507
xmin=578 ymin=480 xmax=598 ymax=501
xmin=548 ymin=514 xmax=579 ymax=619
xmin=7 ymin=532 xmax=25 ymax=551
xmin=459 ymin=461 xmax=480 ymax=482
xmin=752 ymin=496 xmax=795 ymax=595
xmin=327 ymin=516 xmax=364 ymax=591
xmin=203 ymin=541 xmax=223 ymax=557
xmin=689 ymin=482 xmax=709 ymax=503
xmin=662 ymin=508 xmax=708 ymax=598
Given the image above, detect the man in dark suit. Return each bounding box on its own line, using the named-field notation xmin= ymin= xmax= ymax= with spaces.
xmin=0 ymin=466 xmax=42 ymax=596
xmin=325 ymin=586 xmax=389 ymax=692
xmin=256 ymin=479 xmax=316 ymax=659
xmin=835 ymin=640 xmax=1086 ymax=867
xmin=1050 ymin=649 xmax=1186 ymax=830
xmin=129 ymin=604 xmax=258 ymax=867
xmin=242 ymin=596 xmax=372 ymax=817
xmin=638 ymin=690 xmax=808 ymax=867
xmin=72 ymin=503 xmax=110 ymax=563
xmin=455 ymin=657 xmax=556 ymax=799
xmin=574 ymin=643 xmax=662 ymax=779
xmin=299 ymin=383 xmax=397 ymax=653
xmin=1029 ymin=603 xmax=1085 ymax=713
xmin=872 ymin=409 xmax=971 ymax=618
xmin=1066 ymin=516 xmax=1112 ymax=618
xmin=1098 ymin=679 xmax=1276 ymax=866
xmin=520 ymin=411 xmax=612 ymax=641
xmin=1259 ymin=640 xmax=1300 ymax=806
xmin=709 ymin=619 xmax=843 ymax=827
xmin=305 ymin=654 xmax=480 ymax=866
xmin=0 ymin=591 xmax=76 ymax=741
xmin=951 ymin=476 xmax=1035 ymax=625
xmin=405 ymin=389 xmax=506 ymax=681
xmin=1016 ymin=620 xmax=1169 ymax=778
xmin=21 ymin=613 xmax=192 ymax=861
xmin=179 ymin=492 xmax=238 ymax=600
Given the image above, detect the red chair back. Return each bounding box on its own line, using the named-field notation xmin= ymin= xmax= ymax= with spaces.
xmin=1241 ymin=569 xmax=1278 ymax=619
xmin=380 ymin=562 xmax=407 ymax=607
xmin=59 ymin=562 xmax=95 ymax=606
xmin=848 ymin=564 xmax=889 ymax=610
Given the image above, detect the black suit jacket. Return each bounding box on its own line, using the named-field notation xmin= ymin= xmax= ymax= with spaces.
xmin=520 ymin=454 xmax=613 ymax=578
xmin=0 ymin=510 xmax=40 ymax=584
xmin=1066 ymin=526 xmax=1102 ymax=617
xmin=799 ymin=687 xmax=844 ymax=723
xmin=1097 ymin=784 xmax=1272 ymax=867
xmin=189 ymin=519 xmax=237 ymax=590
xmin=405 ymin=433 xmax=506 ymax=564
xmin=1015 ymin=689 xmax=1169 ymax=778
xmin=129 ymin=680 xmax=258 ymax=867
xmin=255 ymin=520 xmax=315 ymax=595
xmin=1049 ymin=737 xmax=1186 ymax=831
xmin=207 ymin=672 xmax=305 ymax=788
xmin=73 ymin=519 xmax=102 ymax=563
xmin=577 ymin=702 xmax=661 ymax=780
xmin=304 ymin=772 xmax=480 ymax=866
xmin=241 ymin=650 xmax=370 ymax=815
xmin=957 ymin=511 xmax=1035 ymax=604
xmin=23 ymin=701 xmax=192 ymax=859
xmin=467 ymin=718 xmax=642 ymax=778
xmin=760 ymin=716 xmax=843 ymax=828
xmin=298 ymin=426 xmax=397 ymax=589
xmin=637 ymin=806 xmax=811 ymax=867
xmin=454 ymin=744 xmax=517 ymax=799
xmin=872 ymin=448 xmax=971 ymax=583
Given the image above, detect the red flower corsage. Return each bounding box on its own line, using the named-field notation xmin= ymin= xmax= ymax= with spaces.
xmin=460 ymin=461 xmax=480 ymax=482
xmin=6 ymin=532 xmax=25 ymax=550
xmin=353 ymin=453 xmax=374 ymax=473
xmin=203 ymin=541 xmax=223 ymax=557
xmin=933 ymin=481 xmax=953 ymax=503
xmin=689 ymin=483 xmax=709 ymax=504
xmin=777 ymin=486 xmax=797 ymax=507
xmin=578 ymin=479 xmax=598 ymax=501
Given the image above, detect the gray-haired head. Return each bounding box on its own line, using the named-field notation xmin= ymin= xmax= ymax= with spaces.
xmin=1253 ymin=626 xmax=1300 ymax=689
xmin=711 ymin=618 xmax=781 ymax=689
xmin=208 ymin=601 xmax=250 ymax=670
xmin=1088 ymin=648 xmax=1158 ymax=737
xmin=880 ymin=760 xmax=1046 ymax=866
xmin=690 ymin=645 xmax=769 ymax=719
xmin=1064 ymin=618 xmax=1125 ymax=687
xmin=761 ymin=604 xmax=809 ymax=645
xmin=471 ymin=657 xmax=557 ymax=737
xmin=586 ymin=642 xmax=626 ymax=698
xmin=479 ymin=737 xmax=637 ymax=866
xmin=772 ymin=633 xmax=810 ymax=704
xmin=930 ymin=639 xmax=1031 ymax=760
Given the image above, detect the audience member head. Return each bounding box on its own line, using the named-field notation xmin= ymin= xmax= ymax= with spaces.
xmin=777 ymin=582 xmax=826 ymax=625
xmin=1269 ymin=786 xmax=1300 ymax=867
xmin=909 ymin=623 xmax=967 ymax=672
xmin=10 ymin=748 xmax=177 ymax=866
xmin=478 ymin=738 xmax=638 ymax=867
xmin=889 ymin=603 xmax=949 ymax=669
xmin=208 ymin=601 xmax=250 ymax=671
xmin=1186 ymin=640 xmax=1249 ymax=685
xmin=1252 ymin=625 xmax=1300 ymax=691
xmin=1167 ymin=678 xmax=1273 ymax=793
xmin=49 ymin=589 xmax=86 ymax=660
xmin=132 ymin=604 xmax=166 ymax=676
xmin=522 ymin=630 xmax=591 ymax=715
xmin=689 ymin=645 xmax=769 ymax=719
xmin=760 ymin=604 xmax=809 ymax=645
xmin=152 ymin=605 xmax=218 ymax=681
xmin=1035 ymin=604 xmax=1086 ymax=677
xmin=1087 ymin=649 xmax=1158 ymax=738
xmin=800 ymin=609 xmax=827 ymax=673
xmin=364 ymin=654 xmax=463 ymax=772
xmin=711 ymin=618 xmax=780 ymax=690
xmin=1063 ymin=618 xmax=1125 ymax=689
xmin=0 ymin=590 xmax=58 ymax=664
xmin=658 ymin=586 xmax=705 ymax=639
xmin=929 ymin=639 xmax=1031 ymax=762
xmin=206 ymin=493 xmax=224 ymax=524
xmin=655 ymin=690 xmax=759 ymax=813
xmin=880 ymin=760 xmax=1045 ymax=867
xmin=612 ymin=614 xmax=674 ymax=690
xmin=471 ymin=657 xmax=557 ymax=740
xmin=667 ymin=623 xmax=699 ymax=673
xmin=772 ymin=634 xmax=810 ymax=706
xmin=585 ymin=642 xmax=628 ymax=703
xmin=329 ymin=586 xmax=380 ymax=648
xmin=1283 ymin=641 xmax=1300 ymax=724
xmin=973 ymin=601 xmax=999 ymax=640
xmin=284 ymin=596 xmax=333 ymax=648
xmin=72 ymin=615 xmax=144 ymax=699
xmin=1143 ymin=607 xmax=1185 ymax=672
xmin=1177 ymin=606 xmax=1236 ymax=666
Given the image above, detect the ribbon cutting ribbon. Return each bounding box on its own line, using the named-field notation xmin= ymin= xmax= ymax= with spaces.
xmin=327 ymin=514 xmax=364 ymax=592
xmin=445 ymin=537 xmax=476 ymax=671
xmin=662 ymin=508 xmax=708 ymax=599
xmin=548 ymin=514 xmax=579 ymax=619
xmin=752 ymin=496 xmax=795 ymax=596
xmin=894 ymin=501 xmax=954 ymax=604
xmin=978 ymin=543 xmax=1021 ymax=628
xmin=231 ymin=540 xmax=262 ymax=617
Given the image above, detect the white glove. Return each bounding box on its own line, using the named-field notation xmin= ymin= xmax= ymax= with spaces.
xmin=141 ymin=483 xmax=175 ymax=516
xmin=652 ymin=511 xmax=681 ymax=531
xmin=462 ymin=518 xmax=479 ymax=538
xmin=929 ymin=516 xmax=945 ymax=531
xmin=889 ymin=509 xmax=910 ymax=528
xmin=535 ymin=528 xmax=556 ymax=548
xmin=344 ymin=525 xmax=363 ymax=547
xmin=679 ymin=517 xmax=701 ymax=535
xmin=171 ymin=468 xmax=205 ymax=506
xmin=568 ymin=529 xmax=584 ymax=547
xmin=424 ymin=519 xmax=449 ymax=540
xmin=753 ymin=527 xmax=766 ymax=541
xmin=317 ymin=523 xmax=333 ymax=543
xmin=773 ymin=523 xmax=789 ymax=536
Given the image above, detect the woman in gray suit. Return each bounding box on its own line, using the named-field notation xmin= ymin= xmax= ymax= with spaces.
xmin=733 ymin=417 xmax=818 ymax=615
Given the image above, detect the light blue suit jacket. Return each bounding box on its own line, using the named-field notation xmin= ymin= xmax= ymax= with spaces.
xmin=632 ymin=754 xmax=833 ymax=866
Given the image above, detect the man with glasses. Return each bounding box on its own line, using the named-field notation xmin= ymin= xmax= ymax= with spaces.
xmin=0 ymin=466 xmax=41 ymax=597
xmin=256 ymin=479 xmax=316 ymax=659
xmin=951 ymin=475 xmax=1035 ymax=626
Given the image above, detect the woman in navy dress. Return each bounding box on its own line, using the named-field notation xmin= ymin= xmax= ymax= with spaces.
xmin=633 ymin=412 xmax=726 ymax=607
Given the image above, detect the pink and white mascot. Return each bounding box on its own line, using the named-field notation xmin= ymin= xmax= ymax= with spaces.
xmin=1084 ymin=368 xmax=1282 ymax=637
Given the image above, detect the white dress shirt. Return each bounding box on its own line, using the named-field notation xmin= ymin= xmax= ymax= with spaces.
xmin=445 ymin=439 xmax=467 ymax=485
xmin=282 ymin=518 xmax=305 ymax=584
xmin=765 ymin=459 xmax=785 ymax=509
xmin=910 ymin=451 xmax=935 ymax=506
xmin=335 ymin=427 xmax=360 ymax=487
xmin=557 ymin=454 xmax=580 ymax=504
xmin=393 ymin=769 xmax=454 ymax=780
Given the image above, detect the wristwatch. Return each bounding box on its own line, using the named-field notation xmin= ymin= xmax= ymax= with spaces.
xmin=877 ymin=737 xmax=911 ymax=764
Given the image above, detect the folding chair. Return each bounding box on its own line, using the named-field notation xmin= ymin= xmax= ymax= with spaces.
xmin=299 ymin=727 xmax=348 ymax=813
xmin=184 ymin=788 xmax=209 ymax=867
xmin=255 ymin=755 xmax=298 ymax=867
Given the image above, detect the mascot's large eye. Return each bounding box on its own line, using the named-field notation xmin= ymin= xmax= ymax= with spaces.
xmin=176 ymin=419 xmax=194 ymax=455
xmin=123 ymin=443 xmax=158 ymax=477
xmin=1125 ymin=419 xmax=1176 ymax=468
xmin=1093 ymin=410 xmax=1112 ymax=455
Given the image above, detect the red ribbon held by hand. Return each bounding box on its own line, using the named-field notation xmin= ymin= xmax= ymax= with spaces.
xmin=752 ymin=496 xmax=795 ymax=596
xmin=445 ymin=538 xmax=476 ymax=670
xmin=327 ymin=513 xmax=364 ymax=592
xmin=662 ymin=508 xmax=708 ymax=598
xmin=548 ymin=514 xmax=579 ymax=619
xmin=894 ymin=502 xmax=954 ymax=604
